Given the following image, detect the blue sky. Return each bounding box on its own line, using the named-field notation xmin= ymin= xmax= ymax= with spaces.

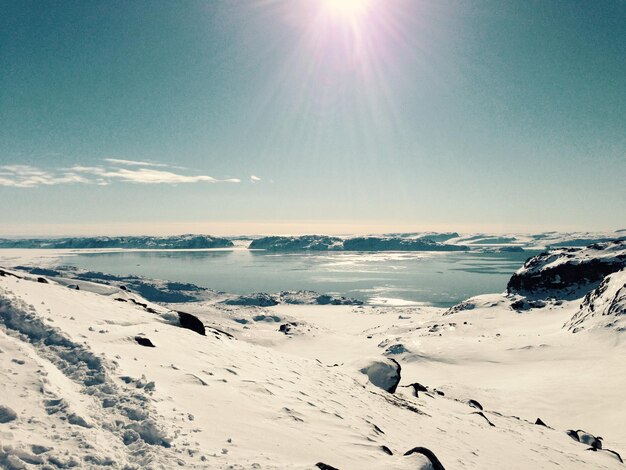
xmin=1 ymin=0 xmax=624 ymax=235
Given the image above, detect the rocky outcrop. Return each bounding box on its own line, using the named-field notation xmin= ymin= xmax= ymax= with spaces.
xmin=223 ymin=293 xmax=278 ymax=307
xmin=507 ymin=241 xmax=626 ymax=299
xmin=276 ymin=290 xmax=363 ymax=306
xmin=315 ymin=463 xmax=340 ymax=470
xmin=134 ymin=336 xmax=155 ymax=347
xmin=565 ymin=269 xmax=626 ymax=333
xmin=358 ymin=358 xmax=401 ymax=394
xmin=223 ymin=290 xmax=362 ymax=307
xmin=404 ymin=447 xmax=446 ymax=470
xmin=177 ymin=312 xmax=206 ymax=336
xmin=0 ymin=405 xmax=17 ymax=423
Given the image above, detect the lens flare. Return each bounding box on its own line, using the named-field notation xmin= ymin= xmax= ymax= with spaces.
xmin=322 ymin=0 xmax=372 ymax=19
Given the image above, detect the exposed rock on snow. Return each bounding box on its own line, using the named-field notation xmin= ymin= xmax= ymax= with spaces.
xmin=404 ymin=383 xmax=429 ymax=398
xmin=0 ymin=405 xmax=17 ymax=423
xmin=404 ymin=446 xmax=446 ymax=470
xmin=507 ymin=241 xmax=626 ymax=298
xmin=16 ymin=266 xmax=210 ymax=303
xmin=472 ymin=411 xmax=495 ymax=427
xmin=568 ymin=429 xmax=604 ymax=449
xmin=468 ymin=399 xmax=483 ymax=411
xmin=177 ymin=311 xmax=206 ymax=336
xmin=381 ymin=445 xmax=393 ymax=455
xmin=316 ymin=463 xmax=340 ymax=470
xmin=358 ymin=358 xmax=401 ymax=393
xmin=565 ymin=269 xmax=626 ymax=333
xmin=134 ymin=336 xmax=156 ymax=347
xmin=275 ymin=290 xmax=363 ymax=306
xmin=279 ymin=322 xmax=297 ymax=335
xmin=223 ymin=290 xmax=363 ymax=307
xmin=384 ymin=343 xmax=410 ymax=355
xmin=223 ymin=292 xmax=279 ymax=307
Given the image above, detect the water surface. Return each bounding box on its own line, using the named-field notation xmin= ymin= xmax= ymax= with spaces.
xmin=61 ymin=249 xmax=536 ymax=307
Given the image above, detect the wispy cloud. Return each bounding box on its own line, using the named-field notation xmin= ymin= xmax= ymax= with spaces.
xmin=0 ymin=161 xmax=241 ymax=188
xmin=250 ymin=175 xmax=261 ymax=183
xmin=104 ymin=158 xmax=171 ymax=168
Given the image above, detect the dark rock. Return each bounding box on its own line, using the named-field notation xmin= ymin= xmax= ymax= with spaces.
xmin=566 ymin=429 xmax=604 ymax=450
xmin=604 ymin=449 xmax=623 ymax=463
xmin=37 ymin=277 xmax=48 ymax=284
xmin=115 ymin=298 xmax=127 ymax=302
xmin=0 ymin=405 xmax=17 ymax=423
xmin=405 ymin=383 xmax=429 ymax=397
xmin=177 ymin=311 xmax=206 ymax=336
xmin=316 ymin=463 xmax=340 ymax=470
xmin=387 ymin=358 xmax=401 ymax=394
xmin=134 ymin=336 xmax=155 ymax=348
xmin=129 ymin=299 xmax=148 ymax=308
xmin=360 ymin=358 xmax=401 ymax=394
xmin=511 ymin=299 xmax=546 ymax=311
xmin=566 ymin=429 xmax=580 ymax=441
xmin=472 ymin=411 xmax=495 ymax=427
xmin=535 ymin=418 xmax=548 ymax=427
xmin=468 ymin=399 xmax=483 ymax=410
xmin=381 ymin=445 xmax=393 ymax=455
xmin=279 ymin=323 xmax=297 ymax=335
xmin=206 ymin=326 xmax=234 ymax=339
xmin=0 ymin=269 xmax=21 ymax=279
xmin=384 ymin=343 xmax=409 ymax=355
xmin=404 ymin=447 xmax=446 ymax=470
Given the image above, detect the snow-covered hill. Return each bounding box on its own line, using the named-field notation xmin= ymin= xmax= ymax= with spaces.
xmin=0 ymin=235 xmax=234 ymax=250
xmin=1 ymin=260 xmax=624 ymax=468
xmin=565 ymin=268 xmax=626 ymax=333
xmin=507 ymin=240 xmax=626 ymax=298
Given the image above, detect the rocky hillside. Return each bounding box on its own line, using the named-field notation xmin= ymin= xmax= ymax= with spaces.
xmin=565 ymin=269 xmax=626 ymax=333
xmin=507 ymin=241 xmax=626 ymax=299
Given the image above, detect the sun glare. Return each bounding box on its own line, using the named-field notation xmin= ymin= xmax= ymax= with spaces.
xmin=322 ymin=0 xmax=372 ymax=19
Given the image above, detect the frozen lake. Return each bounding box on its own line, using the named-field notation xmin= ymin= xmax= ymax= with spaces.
xmin=59 ymin=248 xmax=538 ymax=307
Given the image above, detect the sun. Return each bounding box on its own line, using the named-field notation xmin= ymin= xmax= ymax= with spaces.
xmin=322 ymin=0 xmax=372 ymax=19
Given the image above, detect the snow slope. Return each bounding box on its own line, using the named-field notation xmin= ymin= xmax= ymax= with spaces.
xmin=565 ymin=268 xmax=626 ymax=333
xmin=1 ymin=268 xmax=623 ymax=468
